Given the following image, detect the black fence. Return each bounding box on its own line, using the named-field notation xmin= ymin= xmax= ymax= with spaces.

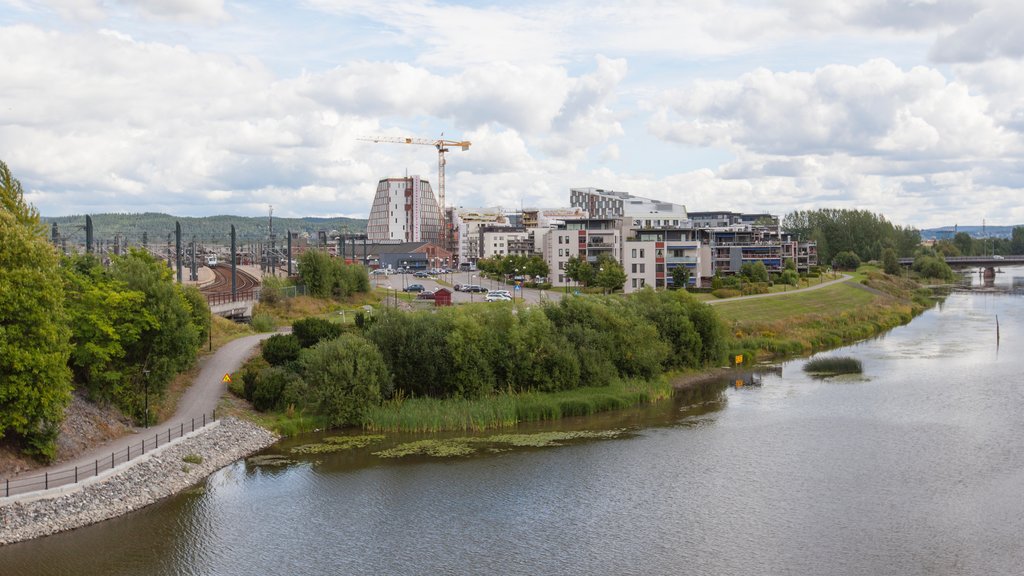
xmin=1 ymin=411 xmax=217 ymax=499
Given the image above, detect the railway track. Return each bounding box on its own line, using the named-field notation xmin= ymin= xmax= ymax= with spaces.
xmin=201 ymin=266 xmax=260 ymax=305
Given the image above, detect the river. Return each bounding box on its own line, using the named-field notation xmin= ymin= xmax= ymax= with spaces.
xmin=3 ymin=268 xmax=1023 ymax=575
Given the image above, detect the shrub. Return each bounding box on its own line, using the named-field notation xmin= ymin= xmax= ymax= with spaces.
xmin=831 ymin=251 xmax=861 ymax=271
xmin=252 ymin=366 xmax=302 ymax=411
xmin=250 ymin=313 xmax=276 ymax=332
xmin=712 ymin=288 xmax=741 ymax=299
xmin=292 ymin=317 xmax=344 ymax=348
xmin=300 ymin=334 xmax=391 ymax=427
xmin=262 ymin=333 xmax=301 ymax=366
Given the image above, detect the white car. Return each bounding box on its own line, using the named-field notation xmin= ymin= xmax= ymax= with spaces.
xmin=485 ymin=293 xmax=512 ymax=302
xmin=488 ymin=290 xmax=512 ymax=299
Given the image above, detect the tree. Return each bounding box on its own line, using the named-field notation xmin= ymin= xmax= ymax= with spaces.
xmin=262 ymin=333 xmax=302 ymax=366
xmin=298 ymin=249 xmax=369 ymax=299
xmin=61 ymin=255 xmax=153 ymax=405
xmin=565 ymin=255 xmax=595 ymax=287
xmin=952 ymin=232 xmax=974 ymax=256
xmin=594 ymin=255 xmax=627 ymax=292
xmin=831 ymin=251 xmax=861 ymax=271
xmin=1009 ymin=226 xmax=1024 ymax=255
xmin=740 ymin=261 xmax=769 ymax=283
xmin=0 ymin=163 xmax=72 ymax=460
xmin=882 ymin=248 xmax=900 ymax=275
xmin=292 ymin=317 xmax=343 ymax=348
xmin=1 ymin=160 xmax=42 ymax=232
xmin=671 ymin=266 xmax=691 ymax=289
xmin=109 ymin=249 xmax=201 ymax=421
xmin=300 ymin=334 xmax=391 ymax=427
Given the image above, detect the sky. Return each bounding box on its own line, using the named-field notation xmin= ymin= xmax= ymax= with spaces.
xmin=2 ymin=0 xmax=1023 ymax=229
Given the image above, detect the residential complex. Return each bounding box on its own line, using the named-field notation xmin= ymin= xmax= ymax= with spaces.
xmin=365 ymin=180 xmax=817 ymax=292
xmin=366 ymin=176 xmax=444 ymax=244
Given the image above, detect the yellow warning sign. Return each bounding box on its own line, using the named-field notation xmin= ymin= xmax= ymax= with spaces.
xmin=222 ymin=373 xmax=232 ymax=383
xmin=734 ymin=354 xmax=743 ymax=365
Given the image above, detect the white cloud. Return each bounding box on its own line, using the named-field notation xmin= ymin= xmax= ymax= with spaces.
xmin=929 ymin=0 xmax=1024 ymax=62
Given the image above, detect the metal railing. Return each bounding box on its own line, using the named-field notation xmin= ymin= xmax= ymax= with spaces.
xmin=1 ymin=410 xmax=217 ymax=499
xmin=205 ymin=289 xmax=260 ymax=306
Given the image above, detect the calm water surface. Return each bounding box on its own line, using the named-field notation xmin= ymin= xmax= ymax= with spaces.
xmin=3 ymin=269 xmax=1023 ymax=575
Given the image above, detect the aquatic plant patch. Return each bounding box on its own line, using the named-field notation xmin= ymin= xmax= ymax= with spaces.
xmin=290 ymin=435 xmax=386 ymax=454
xmin=373 ymin=429 xmax=627 ymax=459
xmin=803 ymin=356 xmax=863 ymax=376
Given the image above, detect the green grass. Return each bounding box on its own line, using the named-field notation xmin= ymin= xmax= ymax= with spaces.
xmin=804 ymin=356 xmax=863 ymax=375
xmin=713 ymin=281 xmax=875 ymax=324
xmin=362 ymin=377 xmax=673 ymax=434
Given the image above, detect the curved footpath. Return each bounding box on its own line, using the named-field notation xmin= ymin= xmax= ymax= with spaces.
xmin=0 ymin=332 xmax=280 ymax=546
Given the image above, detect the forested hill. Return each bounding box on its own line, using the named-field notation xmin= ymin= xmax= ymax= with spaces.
xmin=42 ymin=213 xmax=367 ymax=244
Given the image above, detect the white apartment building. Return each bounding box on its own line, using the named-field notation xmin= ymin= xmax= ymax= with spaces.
xmin=366 ymin=176 xmax=444 ymax=244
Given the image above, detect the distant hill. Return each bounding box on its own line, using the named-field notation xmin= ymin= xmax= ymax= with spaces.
xmin=921 ymin=225 xmax=1021 ymax=240
xmin=42 ymin=213 xmax=367 ymax=245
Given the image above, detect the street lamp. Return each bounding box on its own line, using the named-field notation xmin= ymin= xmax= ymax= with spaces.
xmin=142 ymin=369 xmax=150 ymax=428
xmin=471 ymin=274 xmax=476 ymax=303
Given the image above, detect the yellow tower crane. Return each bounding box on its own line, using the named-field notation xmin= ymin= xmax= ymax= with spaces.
xmin=357 ymin=135 xmax=471 ymax=247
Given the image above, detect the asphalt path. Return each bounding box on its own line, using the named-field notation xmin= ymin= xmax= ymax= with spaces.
xmin=1 ymin=332 xmax=276 ymax=489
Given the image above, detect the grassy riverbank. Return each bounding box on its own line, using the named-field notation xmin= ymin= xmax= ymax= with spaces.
xmin=224 ymin=266 xmax=936 ymax=437
xmin=717 ymin=267 xmax=936 ymax=360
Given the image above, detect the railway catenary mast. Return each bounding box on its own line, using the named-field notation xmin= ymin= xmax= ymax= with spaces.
xmin=357 ymin=135 xmax=470 ymax=249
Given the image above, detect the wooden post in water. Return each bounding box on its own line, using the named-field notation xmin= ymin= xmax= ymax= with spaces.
xmin=996 ymin=315 xmax=1000 ymax=347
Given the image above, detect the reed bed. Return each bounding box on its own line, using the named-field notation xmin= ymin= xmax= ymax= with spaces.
xmin=803 ymin=356 xmax=863 ymax=375
xmin=362 ymin=377 xmax=673 ymax=433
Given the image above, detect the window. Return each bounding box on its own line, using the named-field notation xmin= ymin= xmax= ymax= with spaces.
xmin=559 ymin=261 xmax=565 ymax=270
xmin=639 ymin=249 xmax=645 ymax=258
xmin=639 ymin=278 xmax=645 ymax=288
xmin=632 ymin=279 xmax=637 ymax=288
xmin=631 ymin=248 xmax=637 ymax=258
xmin=631 ymin=264 xmax=637 ymax=273
xmin=558 ymin=236 xmax=563 ymax=244
xmin=639 ymin=264 xmax=645 ymax=273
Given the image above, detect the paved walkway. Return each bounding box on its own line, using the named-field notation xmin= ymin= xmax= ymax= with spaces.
xmin=1 ymin=332 xmax=275 ymax=488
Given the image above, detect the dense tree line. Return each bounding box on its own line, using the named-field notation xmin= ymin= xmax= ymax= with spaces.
xmin=243 ymin=291 xmax=728 ymax=428
xmin=783 ymin=209 xmax=921 ymax=266
xmin=2 ymin=161 xmax=209 ymax=460
xmin=476 ymin=254 xmax=550 ymax=280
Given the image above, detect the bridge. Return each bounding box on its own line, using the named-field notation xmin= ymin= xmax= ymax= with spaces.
xmin=201 ymin=266 xmax=261 ymax=319
xmin=897 ymin=255 xmax=1024 ymax=266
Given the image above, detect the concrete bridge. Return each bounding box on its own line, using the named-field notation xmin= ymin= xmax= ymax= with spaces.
xmin=896 ymin=255 xmax=1024 ymax=267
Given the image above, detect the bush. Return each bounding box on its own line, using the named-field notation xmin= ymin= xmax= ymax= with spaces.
xmin=262 ymin=333 xmax=301 ymax=366
xmin=252 ymin=366 xmax=302 ymax=411
xmin=300 ymin=334 xmax=391 ymax=427
xmin=292 ymin=317 xmax=344 ymax=348
xmin=831 ymin=251 xmax=861 ymax=271
xmin=251 ymin=313 xmax=276 ymax=332
xmin=712 ymin=288 xmax=741 ymax=299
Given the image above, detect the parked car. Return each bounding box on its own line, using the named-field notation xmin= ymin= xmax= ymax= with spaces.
xmin=416 ymin=290 xmax=436 ymax=300
xmin=453 ymin=283 xmax=465 ymax=291
xmin=486 ymin=293 xmax=512 ymax=302
xmin=488 ymin=290 xmax=512 ymax=299
xmin=465 ymin=284 xmax=487 ymax=293
xmin=403 ymin=284 xmax=425 ymax=292
xmin=414 ymin=271 xmax=430 ymax=278
xmin=371 ymin=268 xmax=389 ymax=275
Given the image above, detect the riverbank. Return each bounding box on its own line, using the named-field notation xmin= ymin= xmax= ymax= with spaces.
xmin=0 ymin=418 xmax=278 ymax=546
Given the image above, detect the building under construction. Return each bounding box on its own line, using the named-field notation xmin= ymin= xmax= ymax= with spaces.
xmin=366 ymin=176 xmax=444 ymax=245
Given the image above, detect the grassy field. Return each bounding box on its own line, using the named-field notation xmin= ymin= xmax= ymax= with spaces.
xmin=715 ymin=269 xmax=931 ymax=359
xmin=713 ymin=281 xmax=877 ymax=324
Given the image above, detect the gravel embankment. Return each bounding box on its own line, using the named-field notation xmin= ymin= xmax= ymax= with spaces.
xmin=0 ymin=417 xmax=279 ymax=546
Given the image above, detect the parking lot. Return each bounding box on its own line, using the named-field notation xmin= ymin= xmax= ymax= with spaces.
xmin=372 ymin=270 xmax=564 ymax=305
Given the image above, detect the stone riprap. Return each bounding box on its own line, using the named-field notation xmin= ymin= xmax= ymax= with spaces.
xmin=0 ymin=417 xmax=279 ymax=546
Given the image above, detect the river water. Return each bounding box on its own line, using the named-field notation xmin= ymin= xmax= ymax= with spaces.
xmin=3 ymin=268 xmax=1023 ymax=575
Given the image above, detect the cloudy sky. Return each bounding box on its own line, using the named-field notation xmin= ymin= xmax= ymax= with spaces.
xmin=2 ymin=0 xmax=1023 ymax=228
